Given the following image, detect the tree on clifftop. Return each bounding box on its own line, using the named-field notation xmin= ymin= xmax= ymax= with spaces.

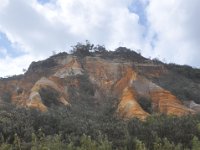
xmin=71 ymin=40 xmax=94 ymax=56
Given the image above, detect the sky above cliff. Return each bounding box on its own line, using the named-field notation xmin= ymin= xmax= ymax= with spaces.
xmin=0 ymin=0 xmax=200 ymax=77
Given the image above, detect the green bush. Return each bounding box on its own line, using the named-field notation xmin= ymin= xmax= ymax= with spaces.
xmin=1 ymin=92 xmax=12 ymax=103
xmin=191 ymin=136 xmax=200 ymax=150
xmin=71 ymin=40 xmax=93 ymax=57
xmin=137 ymin=97 xmax=152 ymax=114
xmin=39 ymin=87 xmax=61 ymax=107
xmin=1 ymin=103 xmax=200 ymax=149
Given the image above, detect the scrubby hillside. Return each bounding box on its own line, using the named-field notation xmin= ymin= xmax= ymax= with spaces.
xmin=1 ymin=42 xmax=199 ymax=119
xmin=0 ymin=42 xmax=200 ymax=149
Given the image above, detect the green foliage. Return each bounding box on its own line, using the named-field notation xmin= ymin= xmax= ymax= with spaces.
xmin=2 ymin=131 xmax=112 ymax=150
xmin=13 ymin=134 xmax=22 ymax=150
xmin=167 ymin=64 xmax=200 ymax=83
xmin=78 ymin=74 xmax=95 ymax=96
xmin=1 ymin=104 xmax=200 ymax=149
xmin=112 ymin=47 xmax=147 ymax=62
xmin=0 ymin=143 xmax=12 ymax=150
xmin=39 ymin=87 xmax=61 ymax=107
xmin=28 ymin=57 xmax=58 ymax=73
xmin=79 ymin=134 xmax=97 ymax=150
xmin=191 ymin=136 xmax=200 ymax=150
xmin=134 ymin=138 xmax=147 ymax=150
xmin=31 ymin=133 xmax=65 ymax=150
xmin=77 ymin=134 xmax=112 ymax=150
xmin=153 ymin=137 xmax=182 ymax=150
xmin=93 ymin=45 xmax=107 ymax=54
xmin=1 ymin=92 xmax=12 ymax=103
xmin=137 ymin=97 xmax=152 ymax=114
xmin=71 ymin=40 xmax=94 ymax=57
xmin=69 ymin=42 xmax=147 ymax=62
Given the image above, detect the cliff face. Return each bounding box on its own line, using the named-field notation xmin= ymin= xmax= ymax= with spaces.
xmin=0 ymin=52 xmax=197 ymax=120
xmin=117 ymin=87 xmax=149 ymax=120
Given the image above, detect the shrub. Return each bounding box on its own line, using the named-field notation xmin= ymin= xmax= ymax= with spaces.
xmin=191 ymin=136 xmax=200 ymax=150
xmin=71 ymin=40 xmax=94 ymax=57
xmin=93 ymin=45 xmax=107 ymax=54
xmin=137 ymin=97 xmax=152 ymax=114
xmin=39 ymin=87 xmax=61 ymax=107
xmin=1 ymin=92 xmax=12 ymax=103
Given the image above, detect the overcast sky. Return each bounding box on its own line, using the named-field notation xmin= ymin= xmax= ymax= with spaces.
xmin=0 ymin=0 xmax=199 ymax=77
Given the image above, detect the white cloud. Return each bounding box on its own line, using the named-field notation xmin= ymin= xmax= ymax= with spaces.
xmin=146 ymin=0 xmax=200 ymax=67
xmin=0 ymin=0 xmax=9 ymax=10
xmin=0 ymin=0 xmax=148 ymax=77
xmin=0 ymin=0 xmax=199 ymax=77
xmin=0 ymin=54 xmax=37 ymax=77
xmin=0 ymin=0 xmax=146 ymax=54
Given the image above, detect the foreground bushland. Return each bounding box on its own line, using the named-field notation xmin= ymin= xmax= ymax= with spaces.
xmin=0 ymin=104 xmax=200 ymax=150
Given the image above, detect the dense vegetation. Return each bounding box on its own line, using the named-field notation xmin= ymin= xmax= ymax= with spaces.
xmin=69 ymin=41 xmax=147 ymax=63
xmin=0 ymin=103 xmax=200 ymax=150
xmin=166 ymin=64 xmax=200 ymax=83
